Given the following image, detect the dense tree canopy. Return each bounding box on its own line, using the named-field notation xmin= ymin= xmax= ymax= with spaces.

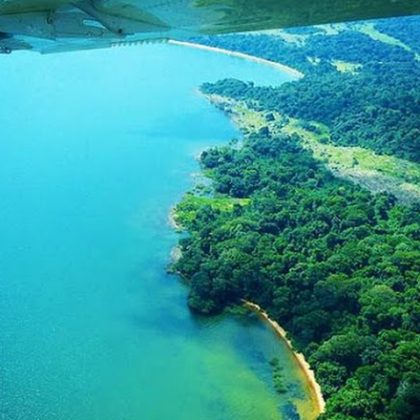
xmin=192 ymin=18 xmax=420 ymax=162
xmin=174 ymin=126 xmax=420 ymax=419
xmin=177 ymin=17 xmax=420 ymax=419
xmin=375 ymin=16 xmax=420 ymax=52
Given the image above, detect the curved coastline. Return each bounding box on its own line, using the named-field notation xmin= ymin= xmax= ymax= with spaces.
xmin=169 ymin=210 xmax=326 ymax=417
xmin=168 ymin=40 xmax=304 ymax=79
xmin=243 ymin=300 xmax=326 ymax=416
xmin=168 ymin=41 xmax=322 ymax=417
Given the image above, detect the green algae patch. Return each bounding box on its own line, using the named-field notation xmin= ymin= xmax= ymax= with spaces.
xmin=270 ymin=358 xmax=287 ymax=394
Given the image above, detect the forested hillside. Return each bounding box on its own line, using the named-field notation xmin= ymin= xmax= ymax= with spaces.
xmin=190 ymin=17 xmax=420 ymax=162
xmin=175 ymin=17 xmax=420 ymax=419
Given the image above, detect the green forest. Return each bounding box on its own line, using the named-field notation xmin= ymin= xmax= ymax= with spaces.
xmin=174 ymin=17 xmax=420 ymax=419
xmin=191 ymin=16 xmax=420 ymax=163
xmin=174 ymin=125 xmax=419 ymax=419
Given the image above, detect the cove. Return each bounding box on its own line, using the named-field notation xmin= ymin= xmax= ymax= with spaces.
xmin=0 ymin=43 xmax=316 ymax=419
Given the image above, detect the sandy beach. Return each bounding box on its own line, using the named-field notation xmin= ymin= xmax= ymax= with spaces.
xmin=166 ymin=40 xmax=322 ymax=414
xmin=243 ymin=300 xmax=326 ymax=415
xmin=168 ymin=40 xmax=304 ymax=79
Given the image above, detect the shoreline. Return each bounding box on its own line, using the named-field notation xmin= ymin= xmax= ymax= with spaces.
xmin=167 ymin=206 xmax=181 ymax=230
xmin=243 ymin=300 xmax=326 ymax=416
xmin=168 ymin=40 xmax=322 ymax=415
xmin=168 ymin=209 xmax=325 ymax=414
xmin=168 ymin=40 xmax=304 ymax=79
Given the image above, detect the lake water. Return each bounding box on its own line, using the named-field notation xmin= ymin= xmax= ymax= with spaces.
xmin=0 ymin=43 xmax=315 ymax=420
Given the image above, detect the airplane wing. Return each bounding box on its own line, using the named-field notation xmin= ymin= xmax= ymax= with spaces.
xmin=1 ymin=0 xmax=419 ymax=54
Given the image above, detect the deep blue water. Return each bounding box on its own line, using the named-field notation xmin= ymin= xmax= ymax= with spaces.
xmin=0 ymin=43 xmax=313 ymax=419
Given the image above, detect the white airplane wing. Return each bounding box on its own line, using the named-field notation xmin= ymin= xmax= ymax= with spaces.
xmin=0 ymin=0 xmax=419 ymax=54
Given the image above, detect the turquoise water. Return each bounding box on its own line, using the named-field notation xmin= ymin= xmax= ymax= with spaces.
xmin=0 ymin=44 xmax=313 ymax=420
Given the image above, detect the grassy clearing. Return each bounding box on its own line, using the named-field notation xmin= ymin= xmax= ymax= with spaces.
xmin=250 ymin=29 xmax=308 ymax=46
xmin=283 ymin=119 xmax=420 ymax=184
xmin=281 ymin=118 xmax=420 ymax=203
xmin=205 ymin=94 xmax=267 ymax=133
xmin=175 ymin=193 xmax=250 ymax=226
xmin=330 ymin=59 xmax=362 ymax=74
xmin=357 ymin=22 xmax=417 ymax=58
xmin=233 ymin=103 xmax=268 ymax=132
xmin=306 ymin=56 xmax=321 ymax=66
xmin=273 ymin=30 xmax=308 ymax=46
xmin=210 ymin=95 xmax=420 ymax=204
xmin=314 ymin=24 xmax=346 ymax=36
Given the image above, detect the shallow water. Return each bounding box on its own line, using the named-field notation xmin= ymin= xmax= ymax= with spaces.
xmin=0 ymin=44 xmax=314 ymax=420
